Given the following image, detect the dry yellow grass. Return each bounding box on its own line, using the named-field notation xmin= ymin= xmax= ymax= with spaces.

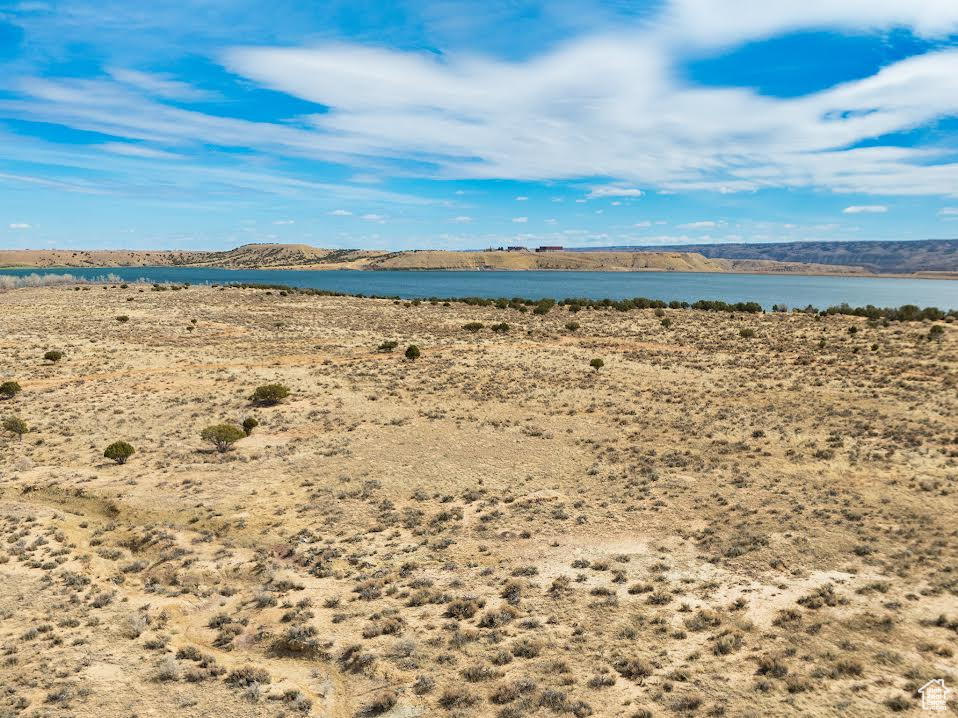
xmin=0 ymin=284 xmax=955 ymax=717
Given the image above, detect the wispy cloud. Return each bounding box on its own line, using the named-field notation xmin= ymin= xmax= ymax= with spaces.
xmin=678 ymin=220 xmax=718 ymax=229
xmin=220 ymin=33 xmax=958 ymax=196
xmin=107 ymin=68 xmax=217 ymax=102
xmin=97 ymin=142 xmax=183 ymax=160
xmin=8 ymin=222 xmax=31 ymax=229
xmin=588 ymin=185 xmax=643 ymax=199
xmin=512 ymin=216 xmax=528 ymax=223
xmin=843 ymin=205 xmax=888 ymax=214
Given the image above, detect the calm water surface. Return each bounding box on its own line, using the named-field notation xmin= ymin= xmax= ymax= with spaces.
xmin=2 ymin=266 xmax=956 ymax=310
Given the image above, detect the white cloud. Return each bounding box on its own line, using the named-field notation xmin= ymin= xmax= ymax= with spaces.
xmin=514 ymin=195 xmax=528 ymax=201
xmin=512 ymin=216 xmax=528 ymax=223
xmin=328 ymin=209 xmax=352 ymax=216
xmin=633 ymin=220 xmax=652 ymax=228
xmin=219 ymin=36 xmax=958 ymax=197
xmin=273 ymin=219 xmax=295 ymax=225
xmin=97 ymin=142 xmax=183 ymax=160
xmin=678 ymin=220 xmax=718 ymax=229
xmin=108 ymin=68 xmax=216 ymax=101
xmin=938 ymin=207 xmax=958 ymax=215
xmin=361 ymin=213 xmax=385 ymax=222
xmin=587 ymin=185 xmax=643 ymax=199
xmin=661 ymin=1 xmax=958 ymax=49
xmin=5 ymin=1 xmax=958 ymax=203
xmin=452 ymin=216 xmax=472 ymax=223
xmin=842 ymin=205 xmax=888 ymax=214
xmin=8 ymin=223 xmax=31 ymax=229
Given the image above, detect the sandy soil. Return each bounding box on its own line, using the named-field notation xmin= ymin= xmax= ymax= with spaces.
xmin=0 ymin=284 xmax=955 ymax=718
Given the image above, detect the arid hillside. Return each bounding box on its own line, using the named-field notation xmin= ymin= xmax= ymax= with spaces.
xmin=0 ymin=248 xmax=206 ymax=268
xmin=632 ymin=239 xmax=958 ymax=274
xmin=0 ymin=245 xmax=379 ymax=270
xmin=364 ymin=250 xmax=727 ymax=272
xmin=0 ymin=284 xmax=956 ymax=718
xmin=1 ymin=244 xmax=871 ymax=275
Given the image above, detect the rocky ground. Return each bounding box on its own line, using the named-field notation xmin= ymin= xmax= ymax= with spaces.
xmin=0 ymin=284 xmax=955 ymax=718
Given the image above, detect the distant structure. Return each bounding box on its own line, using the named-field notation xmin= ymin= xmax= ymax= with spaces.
xmin=506 ymin=246 xmax=528 ymax=252
xmin=535 ymin=245 xmax=563 ymax=252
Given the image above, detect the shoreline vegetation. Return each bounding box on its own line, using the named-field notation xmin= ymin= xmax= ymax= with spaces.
xmin=3 ymin=272 xmax=954 ymax=321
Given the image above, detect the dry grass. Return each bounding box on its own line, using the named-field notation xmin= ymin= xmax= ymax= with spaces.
xmin=0 ymin=283 xmax=955 ymax=717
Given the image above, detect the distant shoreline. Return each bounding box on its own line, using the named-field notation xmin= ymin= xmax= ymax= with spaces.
xmin=2 ymin=263 xmax=956 ymax=281
xmin=2 ymin=241 xmax=957 ymax=279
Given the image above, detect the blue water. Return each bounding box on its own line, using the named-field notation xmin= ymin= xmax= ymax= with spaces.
xmin=2 ymin=266 xmax=956 ymax=310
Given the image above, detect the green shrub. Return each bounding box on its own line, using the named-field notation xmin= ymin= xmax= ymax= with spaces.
xmin=44 ymin=350 xmax=64 ymax=363
xmin=242 ymin=417 xmax=259 ymax=436
xmin=115 ymin=315 xmax=130 ymax=323
xmin=739 ymin=328 xmax=756 ymax=339
xmin=250 ymin=383 xmax=290 ymax=406
xmin=405 ymin=345 xmax=421 ymax=361
xmin=0 ymin=381 xmax=21 ymax=400
xmin=491 ymin=322 xmax=510 ymax=333
xmin=104 ymin=441 xmax=135 ymax=465
xmin=377 ymin=340 xmax=399 ymax=353
xmin=201 ymin=424 xmax=246 ymax=453
xmin=463 ymin=322 xmax=483 ymax=332
xmin=3 ymin=416 xmax=28 ymax=441
xmin=929 ymin=325 xmax=945 ymax=342
xmin=660 ymin=318 xmax=672 ymax=329
xmin=590 ymin=358 xmax=604 ymax=372
xmin=565 ymin=322 xmax=580 ymax=332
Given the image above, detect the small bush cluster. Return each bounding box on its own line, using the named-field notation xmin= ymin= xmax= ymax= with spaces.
xmin=3 ymin=416 xmax=28 ymax=441
xmin=0 ymin=381 xmax=21 ymax=399
xmin=201 ymin=424 xmax=246 ymax=453
xmin=249 ymin=383 xmax=290 ymax=406
xmin=104 ymin=441 xmax=135 ymax=465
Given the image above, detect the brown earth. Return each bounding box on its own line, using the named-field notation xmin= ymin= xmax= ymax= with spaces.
xmin=0 ymin=284 xmax=956 ymax=718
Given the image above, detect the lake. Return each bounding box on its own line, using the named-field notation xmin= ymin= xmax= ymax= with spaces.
xmin=1 ymin=266 xmax=956 ymax=309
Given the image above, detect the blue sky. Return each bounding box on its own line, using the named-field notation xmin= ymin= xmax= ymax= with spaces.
xmin=2 ymin=0 xmax=958 ymax=251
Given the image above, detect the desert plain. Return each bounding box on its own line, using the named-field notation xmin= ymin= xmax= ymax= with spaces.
xmin=0 ymin=283 xmax=956 ymax=718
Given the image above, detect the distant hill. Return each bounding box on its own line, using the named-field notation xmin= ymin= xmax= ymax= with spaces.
xmin=0 ymin=244 xmax=383 ymax=270
xmin=0 ymin=248 xmax=206 ymax=268
xmin=0 ymin=242 xmax=928 ymax=276
xmin=193 ymin=243 xmax=381 ymax=268
xmin=366 ymin=249 xmax=726 ymax=272
xmin=574 ymin=239 xmax=958 ymax=274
